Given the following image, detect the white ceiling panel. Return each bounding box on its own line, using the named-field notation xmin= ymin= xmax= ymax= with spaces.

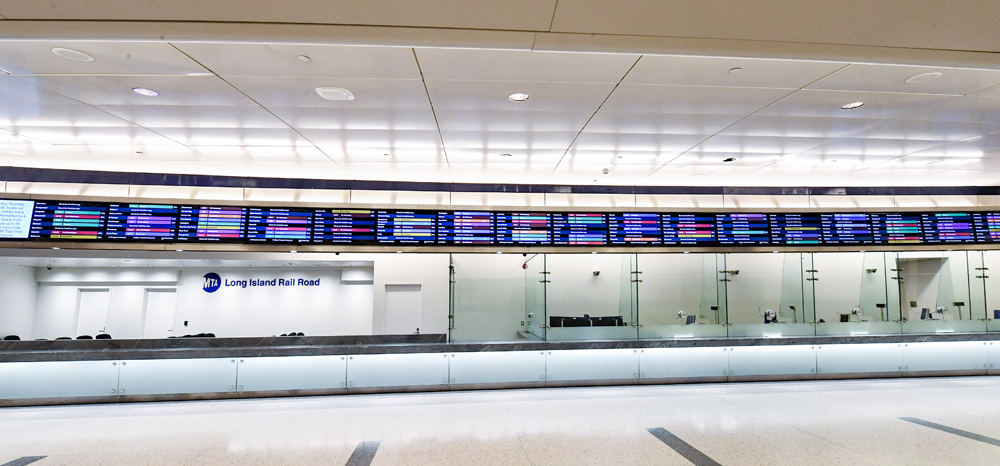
xmin=0 ymin=41 xmax=207 ymax=75
xmin=644 ymin=164 xmax=765 ymax=184
xmin=426 ymin=80 xmax=615 ymax=112
xmin=807 ymin=64 xmax=1000 ymax=95
xmin=450 ymin=162 xmax=560 ymax=184
xmin=585 ymin=112 xmax=742 ymax=135
xmin=95 ymin=105 xmax=290 ymax=129
xmin=718 ymin=115 xmax=885 ymax=138
xmin=691 ymin=135 xmax=829 ymax=154
xmin=151 ymin=127 xmax=312 ymax=146
xmin=416 ymin=48 xmax=638 ymax=83
xmin=447 ymin=148 xmax=567 ymax=164
xmin=301 ymin=128 xmax=443 ymax=151
xmin=549 ymin=162 xmax=661 ymax=183
xmin=23 ymin=75 xmax=256 ymax=107
xmin=9 ymin=125 xmax=176 ymax=146
xmin=441 ymin=130 xmax=579 ymax=151
xmin=769 ymin=153 xmax=898 ymax=170
xmin=435 ymin=109 xmax=593 ymax=133
xmin=212 ymin=161 xmax=351 ymax=180
xmin=563 ymin=150 xmax=676 ymax=166
xmin=66 ymin=144 xmax=217 ymax=162
xmin=846 ymin=119 xmax=1000 ymax=142
xmin=176 ymin=43 xmax=420 ymax=79
xmin=570 ymin=132 xmax=706 ymax=153
xmin=226 ymin=77 xmax=429 ymax=109
xmin=756 ymin=89 xmax=950 ymax=119
xmin=667 ymin=152 xmax=784 ymax=166
xmin=598 ymin=85 xmax=793 ymax=115
xmin=188 ymin=145 xmax=332 ymax=163
xmin=338 ymin=162 xmax=453 ymax=182
xmin=625 ymin=55 xmax=846 ymax=89
xmin=801 ymin=138 xmax=943 ymax=157
xmin=266 ymin=107 xmax=437 ymax=131
xmin=898 ymin=96 xmax=1000 ymax=124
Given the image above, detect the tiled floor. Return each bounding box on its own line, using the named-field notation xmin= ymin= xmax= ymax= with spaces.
xmin=3 ymin=377 xmax=1000 ymax=465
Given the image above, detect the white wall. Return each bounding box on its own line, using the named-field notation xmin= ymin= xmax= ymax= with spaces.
xmin=0 ymin=264 xmax=37 ymax=339
xmin=372 ymin=254 xmax=450 ymax=335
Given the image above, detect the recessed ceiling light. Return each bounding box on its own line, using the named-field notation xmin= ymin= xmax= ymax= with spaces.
xmin=500 ymin=153 xmax=513 ymax=157
xmin=132 ymin=87 xmax=159 ymax=97
xmin=52 ymin=247 xmax=60 ymax=250
xmin=51 ymin=47 xmax=95 ymax=62
xmin=297 ymin=55 xmax=311 ymax=62
xmin=729 ymin=67 xmax=742 ymax=74
xmin=315 ymin=87 xmax=355 ymax=101
xmin=290 ymin=250 xmax=297 ymax=253
xmin=905 ymin=72 xmax=943 ymax=84
xmin=507 ymin=93 xmax=530 ymax=102
xmin=723 ymin=157 xmax=736 ymax=162
xmin=601 ymin=167 xmax=610 ymax=174
xmin=4 ymin=150 xmax=24 ymax=155
xmin=175 ymin=249 xmax=183 ymax=252
xmin=383 ymin=153 xmax=390 ymax=157
xmin=841 ymin=101 xmax=864 ymax=110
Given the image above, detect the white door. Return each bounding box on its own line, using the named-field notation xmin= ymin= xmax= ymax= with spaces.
xmin=143 ymin=289 xmax=178 ymax=339
xmin=75 ymin=289 xmax=111 ymax=337
xmin=384 ymin=284 xmax=423 ymax=334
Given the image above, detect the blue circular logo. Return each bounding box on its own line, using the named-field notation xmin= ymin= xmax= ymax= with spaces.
xmin=203 ymin=272 xmax=221 ymax=293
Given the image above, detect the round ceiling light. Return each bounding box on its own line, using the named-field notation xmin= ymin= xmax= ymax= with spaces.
xmin=841 ymin=101 xmax=864 ymax=110
xmin=51 ymin=47 xmax=95 ymax=62
xmin=132 ymin=87 xmax=160 ymax=97
xmin=729 ymin=67 xmax=742 ymax=74
xmin=315 ymin=87 xmax=355 ymax=101
xmin=297 ymin=55 xmax=311 ymax=62
xmin=905 ymin=72 xmax=943 ymax=84
xmin=507 ymin=93 xmax=530 ymax=102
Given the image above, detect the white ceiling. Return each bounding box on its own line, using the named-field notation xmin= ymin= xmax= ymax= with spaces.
xmin=2 ymin=41 xmax=1000 ymax=187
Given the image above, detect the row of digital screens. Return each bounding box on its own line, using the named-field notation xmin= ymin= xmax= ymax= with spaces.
xmin=1 ymin=199 xmax=999 ymax=246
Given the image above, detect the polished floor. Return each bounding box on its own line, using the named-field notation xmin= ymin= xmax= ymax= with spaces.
xmin=3 ymin=377 xmax=1000 ymax=465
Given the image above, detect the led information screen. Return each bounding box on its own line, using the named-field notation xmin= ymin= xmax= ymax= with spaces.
xmin=496 ymin=212 xmax=550 ymax=245
xmin=821 ymin=213 xmax=874 ymax=245
xmin=376 ymin=210 xmax=436 ymax=244
xmin=176 ymin=206 xmax=246 ymax=242
xmin=436 ymin=211 xmax=494 ymax=245
xmin=770 ymin=214 xmax=822 ymax=245
xmin=662 ymin=213 xmax=716 ymax=245
xmin=0 ymin=200 xmax=34 ymax=239
xmin=974 ymin=213 xmax=1000 ymax=242
xmin=552 ymin=213 xmax=607 ymax=245
xmin=30 ymin=201 xmax=106 ymax=240
xmin=247 ymin=207 xmax=313 ymax=243
xmin=608 ymin=213 xmax=661 ymax=245
xmin=922 ymin=212 xmax=976 ymax=243
xmin=872 ymin=213 xmax=923 ymax=244
xmin=106 ymin=204 xmax=178 ymax=241
xmin=716 ymin=213 xmax=770 ymax=245
xmin=313 ymin=209 xmax=377 ymax=244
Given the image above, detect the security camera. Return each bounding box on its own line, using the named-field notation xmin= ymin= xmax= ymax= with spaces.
xmin=593 ymin=271 xmax=600 ymax=276
xmin=46 ymin=264 xmax=52 ymax=270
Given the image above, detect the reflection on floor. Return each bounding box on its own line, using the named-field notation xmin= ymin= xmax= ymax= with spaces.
xmin=3 ymin=377 xmax=1000 ymax=465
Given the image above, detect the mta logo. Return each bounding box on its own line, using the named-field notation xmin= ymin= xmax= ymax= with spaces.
xmin=203 ymin=272 xmax=221 ymax=293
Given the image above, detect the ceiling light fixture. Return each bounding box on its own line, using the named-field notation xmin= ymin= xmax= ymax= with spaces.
xmin=729 ymin=67 xmax=742 ymax=74
xmin=297 ymin=55 xmax=311 ymax=62
xmin=290 ymin=250 xmax=297 ymax=253
xmin=841 ymin=101 xmax=864 ymax=110
xmin=723 ymin=157 xmax=736 ymax=162
xmin=4 ymin=150 xmax=24 ymax=155
xmin=500 ymin=153 xmax=513 ymax=157
xmin=315 ymin=87 xmax=355 ymax=101
xmin=132 ymin=87 xmax=160 ymax=97
xmin=51 ymin=47 xmax=95 ymax=62
xmin=601 ymin=167 xmax=610 ymax=174
xmin=905 ymin=72 xmax=943 ymax=84
xmin=507 ymin=93 xmax=530 ymax=102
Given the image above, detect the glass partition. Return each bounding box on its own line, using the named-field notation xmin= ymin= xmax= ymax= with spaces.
xmin=544 ymin=254 xmax=637 ymax=341
xmin=636 ymin=253 xmax=727 ymax=339
xmin=524 ymin=253 xmax=546 ymax=340
xmin=982 ymin=250 xmax=1000 ymax=332
xmin=450 ymin=253 xmax=532 ymax=342
xmin=725 ymin=253 xmax=814 ymax=337
xmin=813 ymin=252 xmax=900 ymax=336
xmin=898 ymin=251 xmax=986 ymax=334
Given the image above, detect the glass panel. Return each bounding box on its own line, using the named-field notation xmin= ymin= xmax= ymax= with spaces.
xmin=525 ymin=253 xmax=546 ymax=340
xmin=635 ymin=253 xmax=727 ymax=339
xmin=899 ymin=251 xmax=986 ymax=334
xmin=813 ymin=252 xmax=901 ymax=336
xmin=726 ymin=253 xmax=814 ymax=337
xmin=981 ymin=250 xmax=1000 ymax=332
xmin=451 ymin=253 xmax=530 ymax=342
xmin=544 ymin=254 xmax=637 ymax=341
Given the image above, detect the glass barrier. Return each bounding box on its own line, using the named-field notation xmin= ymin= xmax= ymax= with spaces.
xmin=636 ymin=253 xmax=727 ymax=339
xmin=813 ymin=252 xmax=901 ymax=336
xmin=898 ymin=251 xmax=986 ymax=334
xmin=544 ymin=254 xmax=637 ymax=341
xmin=450 ymin=253 xmax=530 ymax=342
xmin=725 ymin=253 xmax=814 ymax=337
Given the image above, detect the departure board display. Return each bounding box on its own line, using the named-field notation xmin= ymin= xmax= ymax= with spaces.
xmin=436 ymin=211 xmax=493 ymax=245
xmin=247 ymin=207 xmax=313 ymax=243
xmin=176 ymin=206 xmax=246 ymax=242
xmin=29 ymin=201 xmax=106 ymax=240
xmin=662 ymin=213 xmax=716 ymax=245
xmin=376 ymin=210 xmax=436 ymax=244
xmin=608 ymin=213 xmax=661 ymax=245
xmin=922 ymin=212 xmax=976 ymax=243
xmin=552 ymin=213 xmax=607 ymax=245
xmin=496 ymin=212 xmax=550 ymax=245
xmin=769 ymin=214 xmax=822 ymax=245
xmin=313 ymin=209 xmax=377 ymax=244
xmin=821 ymin=213 xmax=873 ymax=245
xmin=0 ymin=200 xmax=34 ymax=239
xmin=871 ymin=213 xmax=923 ymax=244
xmin=716 ymin=213 xmax=770 ymax=245
xmin=974 ymin=213 xmax=1000 ymax=242
xmin=106 ymin=204 xmax=178 ymax=241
